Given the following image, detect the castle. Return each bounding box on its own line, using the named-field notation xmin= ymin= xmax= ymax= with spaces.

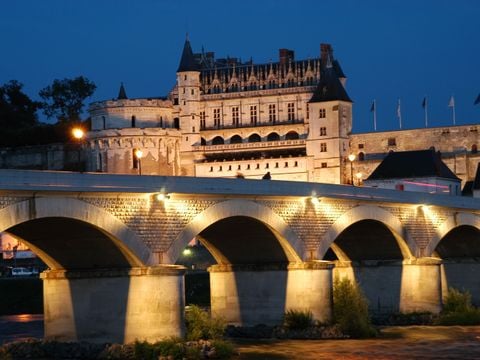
xmin=86 ymin=39 xmax=480 ymax=188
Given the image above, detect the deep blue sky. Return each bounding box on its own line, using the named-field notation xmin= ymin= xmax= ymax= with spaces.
xmin=1 ymin=0 xmax=479 ymax=133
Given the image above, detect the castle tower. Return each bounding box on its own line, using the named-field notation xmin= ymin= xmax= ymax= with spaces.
xmin=306 ymin=48 xmax=353 ymax=184
xmin=177 ymin=37 xmax=202 ymax=175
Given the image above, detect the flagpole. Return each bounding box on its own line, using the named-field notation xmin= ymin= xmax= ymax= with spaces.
xmin=424 ymin=99 xmax=428 ymax=128
xmin=397 ymin=98 xmax=402 ymax=129
xmin=373 ymin=99 xmax=377 ymax=131
xmin=452 ymin=103 xmax=456 ymax=125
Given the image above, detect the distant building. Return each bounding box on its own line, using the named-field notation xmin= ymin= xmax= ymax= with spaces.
xmin=363 ymin=149 xmax=461 ymax=195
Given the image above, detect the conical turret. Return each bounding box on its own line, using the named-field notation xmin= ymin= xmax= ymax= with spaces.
xmin=117 ymin=82 xmax=128 ymax=100
xmin=177 ymin=37 xmax=200 ymax=72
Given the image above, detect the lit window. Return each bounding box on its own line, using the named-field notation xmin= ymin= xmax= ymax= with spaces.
xmin=250 ymin=105 xmax=257 ymax=124
xmin=287 ymin=103 xmax=295 ymax=121
xmin=269 ymin=104 xmax=276 ymax=122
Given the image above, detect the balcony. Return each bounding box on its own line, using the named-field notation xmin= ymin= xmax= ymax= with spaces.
xmin=201 ymin=118 xmax=304 ymax=131
xmin=193 ymin=138 xmax=306 ymax=153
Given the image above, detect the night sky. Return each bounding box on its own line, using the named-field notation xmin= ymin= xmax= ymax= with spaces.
xmin=1 ymin=0 xmax=479 ymax=133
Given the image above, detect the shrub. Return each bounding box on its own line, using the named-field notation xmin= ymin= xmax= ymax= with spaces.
xmin=133 ymin=339 xmax=186 ymax=360
xmin=283 ymin=309 xmax=315 ymax=330
xmin=436 ymin=288 xmax=480 ymax=325
xmin=185 ymin=305 xmax=226 ymax=341
xmin=443 ymin=288 xmax=472 ymax=314
xmin=211 ymin=339 xmax=235 ymax=359
xmin=333 ymin=277 xmax=377 ymax=338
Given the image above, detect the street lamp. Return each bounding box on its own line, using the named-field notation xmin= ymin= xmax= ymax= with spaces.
xmin=355 ymin=172 xmax=363 ymax=186
xmin=71 ymin=127 xmax=85 ymax=171
xmin=134 ymin=149 xmax=143 ymax=175
xmin=348 ymin=154 xmax=356 ymax=185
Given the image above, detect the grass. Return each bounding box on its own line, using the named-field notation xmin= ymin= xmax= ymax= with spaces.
xmin=283 ymin=309 xmax=314 ymax=330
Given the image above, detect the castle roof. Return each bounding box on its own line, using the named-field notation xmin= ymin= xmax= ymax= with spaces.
xmin=309 ymin=64 xmax=352 ymax=103
xmin=117 ymin=82 xmax=128 ymax=100
xmin=177 ymin=38 xmax=200 ymax=72
xmin=367 ymin=149 xmax=460 ymax=181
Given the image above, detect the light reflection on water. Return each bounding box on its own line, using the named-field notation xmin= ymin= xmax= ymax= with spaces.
xmin=0 ymin=314 xmax=43 ymax=344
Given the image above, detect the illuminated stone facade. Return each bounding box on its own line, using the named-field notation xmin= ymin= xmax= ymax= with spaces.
xmin=87 ymin=40 xmax=480 ymax=187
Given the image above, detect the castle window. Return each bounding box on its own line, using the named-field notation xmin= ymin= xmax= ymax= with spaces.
xmin=209 ymin=166 xmax=213 ymax=172
xmin=294 ymin=161 xmax=298 ymax=167
xmin=285 ymin=131 xmax=299 ymax=140
xmin=269 ymin=104 xmax=276 ymax=123
xmin=321 ymin=162 xmax=327 ymax=168
xmin=212 ymin=136 xmax=224 ymax=145
xmin=200 ymin=111 xmax=206 ymax=129
xmin=97 ymin=153 xmax=102 ymax=172
xmin=472 ymin=144 xmax=478 ymax=154
xmin=230 ymin=135 xmax=242 ymax=144
xmin=256 ymin=164 xmax=260 ymax=169
xmin=358 ymin=143 xmax=364 ymax=149
xmin=219 ymin=166 xmax=222 ymax=171
xmin=238 ymin=164 xmax=241 ymax=170
xmin=319 ymin=109 xmax=326 ymax=118
xmin=158 ymin=116 xmax=163 ymax=128
xmin=191 ymin=89 xmax=194 ymax=95
xmin=184 ymin=75 xmax=187 ymax=80
xmin=388 ymin=138 xmax=397 ymax=146
xmin=174 ymin=118 xmax=180 ymax=129
xmin=173 ymin=98 xmax=179 ymax=105
xmin=183 ymin=88 xmax=185 ymax=94
xmin=287 ymin=103 xmax=295 ymax=121
xmin=320 ymin=143 xmax=327 ymax=152
xmin=247 ymin=164 xmax=250 ymax=170
xmin=306 ymin=103 xmax=309 ymax=120
xmin=132 ymin=149 xmax=140 ymax=169
xmin=228 ymin=165 xmax=232 ymax=171
xmin=358 ymin=152 xmax=365 ymax=161
xmin=267 ymin=132 xmax=280 ymax=141
xmin=275 ymin=162 xmax=279 ymax=168
xmin=213 ymin=108 xmax=221 ymax=128
xmin=249 ymin=82 xmax=257 ymax=91
xmin=102 ymin=116 xmax=106 ymax=129
xmin=232 ymin=107 xmax=239 ymax=126
xmin=192 ymin=126 xmax=195 ymax=132
xmin=266 ymin=163 xmax=269 ymax=169
xmin=320 ymin=127 xmax=327 ymax=136
xmin=250 ymin=105 xmax=257 ymax=124
xmin=285 ymin=162 xmax=288 ymax=167
xmin=131 ymin=115 xmax=136 ymax=128
xmin=248 ymin=133 xmax=261 ymax=143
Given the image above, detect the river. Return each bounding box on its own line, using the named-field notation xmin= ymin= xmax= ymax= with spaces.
xmin=0 ymin=314 xmax=43 ymax=344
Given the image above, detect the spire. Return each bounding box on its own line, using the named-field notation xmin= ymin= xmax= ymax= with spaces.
xmin=117 ymin=82 xmax=128 ymax=100
xmin=177 ymin=36 xmax=200 ymax=72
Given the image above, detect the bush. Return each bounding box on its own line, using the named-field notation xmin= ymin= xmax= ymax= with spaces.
xmin=185 ymin=305 xmax=226 ymax=341
xmin=283 ymin=309 xmax=315 ymax=330
xmin=443 ymin=288 xmax=472 ymax=314
xmin=333 ymin=277 xmax=377 ymax=338
xmin=211 ymin=339 xmax=235 ymax=359
xmin=435 ymin=288 xmax=480 ymax=325
xmin=134 ymin=339 xmax=186 ymax=360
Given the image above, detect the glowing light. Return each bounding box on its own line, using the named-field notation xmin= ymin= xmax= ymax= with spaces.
xmin=310 ymin=196 xmax=320 ymax=206
xmin=355 ymin=172 xmax=363 ymax=180
xmin=156 ymin=193 xmax=170 ymax=201
xmin=182 ymin=248 xmax=192 ymax=256
xmin=348 ymin=154 xmax=356 ymax=162
xmin=71 ymin=127 xmax=85 ymax=140
xmin=134 ymin=149 xmax=143 ymax=159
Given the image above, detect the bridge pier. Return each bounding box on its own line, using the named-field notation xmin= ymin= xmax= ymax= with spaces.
xmin=41 ymin=266 xmax=186 ymax=343
xmin=208 ymin=261 xmax=333 ymax=326
xmin=400 ymin=258 xmax=442 ymax=313
xmin=334 ymin=258 xmax=442 ymax=314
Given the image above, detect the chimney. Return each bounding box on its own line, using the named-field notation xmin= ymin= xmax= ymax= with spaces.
xmin=279 ymin=49 xmax=295 ymax=65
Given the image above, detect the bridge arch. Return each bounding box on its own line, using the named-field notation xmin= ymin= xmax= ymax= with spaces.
xmin=318 ymin=205 xmax=414 ymax=260
xmin=0 ymin=197 xmax=152 ymax=269
xmin=425 ymin=212 xmax=480 ymax=257
xmin=166 ymin=199 xmax=303 ymax=264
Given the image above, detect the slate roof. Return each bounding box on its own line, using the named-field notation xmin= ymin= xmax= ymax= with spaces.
xmin=309 ymin=65 xmax=352 ymax=103
xmin=473 ymin=162 xmax=480 ymax=189
xmin=367 ymin=149 xmax=460 ymax=181
xmin=177 ymin=39 xmax=200 ymax=72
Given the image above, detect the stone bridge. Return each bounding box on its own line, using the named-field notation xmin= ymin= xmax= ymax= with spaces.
xmin=1 ymin=169 xmax=479 ymax=343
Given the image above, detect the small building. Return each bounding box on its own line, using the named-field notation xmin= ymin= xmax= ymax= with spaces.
xmin=363 ymin=149 xmax=462 ymax=195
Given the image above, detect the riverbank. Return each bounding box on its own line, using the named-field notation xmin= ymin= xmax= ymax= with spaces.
xmin=233 ymin=326 xmax=480 ymax=359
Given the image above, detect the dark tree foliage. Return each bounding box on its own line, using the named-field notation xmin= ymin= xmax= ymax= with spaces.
xmin=0 ymin=80 xmax=40 ymax=128
xmin=39 ymin=76 xmax=96 ymax=122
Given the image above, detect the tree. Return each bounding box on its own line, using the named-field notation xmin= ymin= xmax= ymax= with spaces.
xmin=39 ymin=76 xmax=96 ymax=122
xmin=0 ymin=80 xmax=40 ymax=129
